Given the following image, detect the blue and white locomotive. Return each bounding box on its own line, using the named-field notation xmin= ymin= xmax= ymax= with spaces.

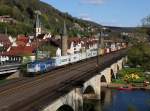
xmin=27 ymin=44 xmax=126 ymax=74
xmin=27 ymin=59 xmax=55 ymax=73
xmin=27 ymin=49 xmax=98 ymax=74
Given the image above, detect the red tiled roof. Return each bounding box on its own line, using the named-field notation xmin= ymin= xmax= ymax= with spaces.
xmin=67 ymin=37 xmax=81 ymax=48
xmin=0 ymin=34 xmax=11 ymax=48
xmin=80 ymin=37 xmax=97 ymax=48
xmin=2 ymin=46 xmax=35 ymax=56
xmin=16 ymin=35 xmax=29 ymax=46
xmin=16 ymin=41 xmax=26 ymax=47
xmin=48 ymin=37 xmax=98 ymax=48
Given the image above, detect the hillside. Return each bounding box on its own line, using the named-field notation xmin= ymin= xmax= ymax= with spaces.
xmin=0 ymin=0 xmax=102 ymax=37
xmin=106 ymin=26 xmax=136 ymax=33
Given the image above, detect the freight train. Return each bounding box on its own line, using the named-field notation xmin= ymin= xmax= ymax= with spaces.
xmin=27 ymin=43 xmax=127 ymax=74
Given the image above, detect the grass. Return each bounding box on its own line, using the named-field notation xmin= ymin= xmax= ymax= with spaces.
xmin=112 ymin=79 xmax=127 ymax=84
xmin=132 ymin=77 xmax=145 ymax=83
xmin=118 ymin=67 xmax=144 ymax=78
xmin=115 ymin=67 xmax=147 ymax=84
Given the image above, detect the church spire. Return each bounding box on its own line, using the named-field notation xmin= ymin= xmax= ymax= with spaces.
xmin=35 ymin=10 xmax=41 ymax=37
xmin=36 ymin=13 xmax=40 ymax=28
xmin=63 ymin=20 xmax=67 ymax=36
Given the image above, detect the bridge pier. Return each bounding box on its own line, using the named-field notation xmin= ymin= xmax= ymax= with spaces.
xmin=84 ymin=99 xmax=102 ymax=111
xmin=94 ymin=75 xmax=101 ymax=100
xmin=74 ymin=88 xmax=83 ymax=111
xmin=117 ymin=59 xmax=124 ymax=71
xmin=110 ymin=63 xmax=118 ymax=79
xmin=101 ymin=88 xmax=112 ymax=106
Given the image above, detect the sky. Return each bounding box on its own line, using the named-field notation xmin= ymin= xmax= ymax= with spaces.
xmin=41 ymin=0 xmax=150 ymax=27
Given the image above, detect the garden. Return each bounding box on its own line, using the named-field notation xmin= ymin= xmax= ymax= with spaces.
xmin=112 ymin=68 xmax=149 ymax=86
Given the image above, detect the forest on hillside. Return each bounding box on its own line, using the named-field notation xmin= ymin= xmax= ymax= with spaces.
xmin=0 ymin=0 xmax=101 ymax=37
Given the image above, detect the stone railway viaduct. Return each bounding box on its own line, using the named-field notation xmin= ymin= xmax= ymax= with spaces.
xmin=43 ymin=56 xmax=127 ymax=111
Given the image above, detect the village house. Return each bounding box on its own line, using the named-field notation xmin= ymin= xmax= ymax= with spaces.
xmin=55 ymin=37 xmax=98 ymax=57
xmin=0 ymin=34 xmax=17 ymax=64
xmin=0 ymin=34 xmax=12 ymax=51
xmin=0 ymin=34 xmax=37 ymax=64
xmin=36 ymin=33 xmax=51 ymax=41
xmin=67 ymin=38 xmax=82 ymax=54
xmin=0 ymin=15 xmax=16 ymax=24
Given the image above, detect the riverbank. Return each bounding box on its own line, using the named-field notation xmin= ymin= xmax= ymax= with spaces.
xmin=106 ymin=83 xmax=150 ymax=90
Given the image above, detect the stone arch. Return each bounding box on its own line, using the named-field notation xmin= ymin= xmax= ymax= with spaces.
xmin=83 ymin=75 xmax=101 ymax=99
xmin=56 ymin=104 xmax=74 ymax=111
xmin=43 ymin=89 xmax=83 ymax=111
xmin=100 ymin=68 xmax=112 ymax=84
xmin=83 ymin=85 xmax=95 ymax=94
xmin=101 ymin=75 xmax=107 ymax=82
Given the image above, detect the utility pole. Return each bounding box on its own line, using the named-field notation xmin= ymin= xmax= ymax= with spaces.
xmin=97 ymin=30 xmax=101 ymax=67
xmin=61 ymin=14 xmax=68 ymax=56
xmin=35 ymin=10 xmax=41 ymax=60
xmin=5 ymin=27 xmax=7 ymax=36
xmin=97 ymin=27 xmax=106 ymax=67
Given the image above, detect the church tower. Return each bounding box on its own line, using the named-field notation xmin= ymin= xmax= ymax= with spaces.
xmin=61 ymin=21 xmax=68 ymax=56
xmin=35 ymin=11 xmax=41 ymax=37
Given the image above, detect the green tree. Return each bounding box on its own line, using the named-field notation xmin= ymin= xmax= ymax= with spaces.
xmin=128 ymin=42 xmax=150 ymax=71
xmin=141 ymin=15 xmax=150 ymax=39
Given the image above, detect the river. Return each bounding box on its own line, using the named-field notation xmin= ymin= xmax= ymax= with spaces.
xmin=83 ymin=88 xmax=150 ymax=111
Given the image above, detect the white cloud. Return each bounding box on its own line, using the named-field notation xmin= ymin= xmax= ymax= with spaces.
xmin=81 ymin=0 xmax=106 ymax=5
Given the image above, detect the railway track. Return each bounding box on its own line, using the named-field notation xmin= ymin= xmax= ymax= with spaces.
xmin=8 ymin=62 xmax=98 ymax=111
xmin=0 ymin=60 xmax=97 ymax=110
xmin=0 ymin=57 xmax=97 ymax=95
xmin=0 ymin=49 xmax=123 ymax=93
xmin=0 ymin=49 xmax=127 ymax=111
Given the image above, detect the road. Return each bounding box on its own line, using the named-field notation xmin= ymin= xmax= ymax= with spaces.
xmin=0 ymin=49 xmax=127 ymax=111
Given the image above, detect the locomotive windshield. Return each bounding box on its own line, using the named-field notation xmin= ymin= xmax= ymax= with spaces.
xmin=27 ymin=63 xmax=36 ymax=68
